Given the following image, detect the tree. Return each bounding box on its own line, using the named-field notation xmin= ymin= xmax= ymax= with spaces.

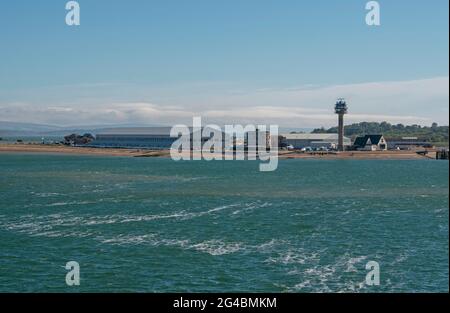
xmin=308 ymin=122 xmax=448 ymax=144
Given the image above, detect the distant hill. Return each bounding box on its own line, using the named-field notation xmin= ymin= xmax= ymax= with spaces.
xmin=0 ymin=121 xmax=165 ymax=137
xmin=312 ymin=122 xmax=449 ymax=144
xmin=0 ymin=121 xmax=63 ymax=134
xmin=0 ymin=121 xmax=313 ymax=137
xmin=2 ymin=120 xmax=448 ymax=145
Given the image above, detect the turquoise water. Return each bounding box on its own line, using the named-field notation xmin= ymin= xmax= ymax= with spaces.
xmin=0 ymin=154 xmax=448 ymax=292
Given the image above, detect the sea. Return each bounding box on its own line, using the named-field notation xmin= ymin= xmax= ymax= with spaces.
xmin=0 ymin=153 xmax=448 ymax=292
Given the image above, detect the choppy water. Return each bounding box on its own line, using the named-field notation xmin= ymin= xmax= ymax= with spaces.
xmin=0 ymin=154 xmax=448 ymax=292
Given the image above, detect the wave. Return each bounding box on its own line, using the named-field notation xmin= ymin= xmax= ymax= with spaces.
xmin=0 ymin=201 xmax=268 ymax=241
xmin=31 ymin=192 xmax=63 ymax=198
xmin=272 ymin=251 xmax=373 ymax=293
xmin=189 ymin=240 xmax=243 ymax=256
xmin=98 ymin=234 xmax=243 ymax=256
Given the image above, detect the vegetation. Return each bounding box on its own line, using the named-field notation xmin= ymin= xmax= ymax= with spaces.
xmin=64 ymin=133 xmax=95 ymax=145
xmin=312 ymin=122 xmax=449 ymax=144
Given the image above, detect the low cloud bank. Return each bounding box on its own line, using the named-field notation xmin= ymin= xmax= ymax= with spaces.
xmin=0 ymin=77 xmax=447 ymax=127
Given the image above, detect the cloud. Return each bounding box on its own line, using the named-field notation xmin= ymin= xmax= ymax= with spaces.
xmin=0 ymin=77 xmax=447 ymax=127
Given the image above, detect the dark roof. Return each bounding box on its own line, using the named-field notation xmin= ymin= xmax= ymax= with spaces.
xmin=353 ymin=136 xmax=367 ymax=147
xmin=353 ymin=135 xmax=384 ymax=147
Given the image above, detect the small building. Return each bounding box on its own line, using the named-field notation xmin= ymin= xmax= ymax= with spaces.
xmin=387 ymin=137 xmax=433 ymax=150
xmin=353 ymin=135 xmax=388 ymax=151
xmin=281 ymin=133 xmax=351 ymax=150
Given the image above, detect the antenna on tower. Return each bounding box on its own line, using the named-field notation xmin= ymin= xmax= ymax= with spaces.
xmin=335 ymin=98 xmax=348 ymax=114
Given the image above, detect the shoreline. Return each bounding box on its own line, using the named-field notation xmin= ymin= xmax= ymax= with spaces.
xmin=0 ymin=143 xmax=171 ymax=157
xmin=0 ymin=143 xmax=439 ymax=160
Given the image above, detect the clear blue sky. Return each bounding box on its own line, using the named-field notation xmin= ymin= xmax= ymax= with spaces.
xmin=0 ymin=0 xmax=448 ymax=127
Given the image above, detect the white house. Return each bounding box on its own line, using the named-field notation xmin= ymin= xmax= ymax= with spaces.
xmin=353 ymin=135 xmax=388 ymax=151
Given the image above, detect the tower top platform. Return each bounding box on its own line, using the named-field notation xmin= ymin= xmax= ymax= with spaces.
xmin=335 ymin=98 xmax=348 ymax=114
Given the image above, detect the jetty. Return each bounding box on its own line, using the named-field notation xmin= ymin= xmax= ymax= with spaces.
xmin=436 ymin=149 xmax=449 ymax=160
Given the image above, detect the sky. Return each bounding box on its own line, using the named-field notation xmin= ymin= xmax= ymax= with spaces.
xmin=0 ymin=0 xmax=448 ymax=128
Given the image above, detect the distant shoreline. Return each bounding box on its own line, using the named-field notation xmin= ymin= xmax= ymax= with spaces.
xmin=0 ymin=143 xmax=440 ymax=160
xmin=278 ymin=150 xmax=433 ymax=160
xmin=0 ymin=143 xmax=168 ymax=157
